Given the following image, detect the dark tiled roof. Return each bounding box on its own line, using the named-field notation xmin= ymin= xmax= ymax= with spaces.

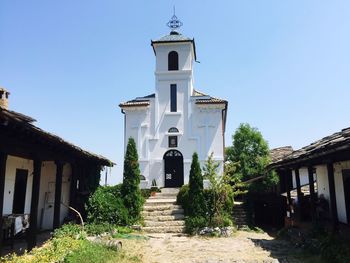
xmin=270 ymin=146 xmax=294 ymax=163
xmin=1 ymin=109 xmax=36 ymax=123
xmin=271 ymin=127 xmax=350 ymax=168
xmin=0 ymin=107 xmax=113 ymax=166
xmin=193 ymin=89 xmax=227 ymax=105
xmin=119 ymin=94 xmax=155 ymax=108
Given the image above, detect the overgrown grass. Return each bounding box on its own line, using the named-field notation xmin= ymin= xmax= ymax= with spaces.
xmin=63 ymin=239 xmax=120 ymax=263
xmin=0 ymin=224 xmax=144 ymax=263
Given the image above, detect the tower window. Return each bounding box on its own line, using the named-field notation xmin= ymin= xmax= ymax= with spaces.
xmin=168 ymin=51 xmax=179 ymax=71
xmin=169 ymin=136 xmax=178 ymax=148
xmin=170 ymin=84 xmax=177 ymax=112
xmin=168 ymin=127 xmax=179 ymax=133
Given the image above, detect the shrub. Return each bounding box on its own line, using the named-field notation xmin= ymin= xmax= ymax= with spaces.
xmin=203 ymin=153 xmax=234 ymax=227
xmin=185 ymin=216 xmax=208 ymax=235
xmin=86 ymin=185 xmax=129 ymax=225
xmin=187 ymin=152 xmax=206 ymax=217
xmin=141 ymin=189 xmax=151 ymax=199
xmin=320 ymin=235 xmax=350 ymax=263
xmin=53 ymin=223 xmax=82 ymax=239
xmin=121 ymin=138 xmax=143 ymax=224
xmin=177 ymin=184 xmax=189 ymax=213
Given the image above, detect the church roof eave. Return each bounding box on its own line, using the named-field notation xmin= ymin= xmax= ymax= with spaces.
xmin=151 ymin=37 xmax=197 ymax=61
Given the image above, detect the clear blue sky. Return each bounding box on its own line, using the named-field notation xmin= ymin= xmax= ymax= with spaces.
xmin=1 ymin=1 xmax=349 ymax=185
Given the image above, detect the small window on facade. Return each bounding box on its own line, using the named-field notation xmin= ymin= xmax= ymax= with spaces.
xmin=168 ymin=127 xmax=179 ymax=133
xmin=170 ymin=84 xmax=177 ymax=112
xmin=169 ymin=136 xmax=178 ymax=148
xmin=168 ymin=51 xmax=179 ymax=71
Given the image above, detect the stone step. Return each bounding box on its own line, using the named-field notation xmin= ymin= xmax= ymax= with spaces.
xmin=160 ymin=188 xmax=180 ymax=194
xmin=145 ymin=199 xmax=176 ymax=206
xmin=144 ymin=214 xmax=185 ymax=222
xmin=143 ymin=226 xmax=185 ymax=233
xmin=149 ymin=194 xmax=178 ymax=199
xmin=144 ymin=220 xmax=185 ymax=227
xmin=142 ymin=208 xmax=184 ymax=216
xmin=143 ymin=204 xmax=182 ymax=212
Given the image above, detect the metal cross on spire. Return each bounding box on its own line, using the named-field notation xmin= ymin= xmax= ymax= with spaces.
xmin=166 ymin=6 xmax=183 ymax=31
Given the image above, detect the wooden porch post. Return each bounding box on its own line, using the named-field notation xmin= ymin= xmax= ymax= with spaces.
xmin=53 ymin=161 xmax=64 ymax=229
xmin=0 ymin=152 xmax=8 ymax=253
xmin=69 ymin=164 xmax=78 ymax=210
xmin=295 ymin=168 xmax=303 ymax=220
xmin=308 ymin=166 xmax=316 ymax=220
xmin=285 ymin=169 xmax=292 ymax=212
xmin=327 ymin=162 xmax=339 ymax=232
xmin=27 ymin=159 xmax=42 ymax=251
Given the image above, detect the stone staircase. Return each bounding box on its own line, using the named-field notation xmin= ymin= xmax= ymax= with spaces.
xmin=232 ymin=202 xmax=249 ymax=228
xmin=142 ymin=188 xmax=185 ymax=233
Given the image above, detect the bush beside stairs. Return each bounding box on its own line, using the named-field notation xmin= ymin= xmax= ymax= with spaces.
xmin=142 ymin=188 xmax=185 ymax=233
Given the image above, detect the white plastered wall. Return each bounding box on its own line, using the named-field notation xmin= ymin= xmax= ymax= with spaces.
xmin=2 ymin=156 xmax=72 ymax=230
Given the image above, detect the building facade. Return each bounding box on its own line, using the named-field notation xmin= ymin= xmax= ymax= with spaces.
xmin=120 ymin=18 xmax=228 ymax=189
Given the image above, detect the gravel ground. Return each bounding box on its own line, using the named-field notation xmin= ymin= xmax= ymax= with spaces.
xmin=140 ymin=231 xmax=302 ymax=263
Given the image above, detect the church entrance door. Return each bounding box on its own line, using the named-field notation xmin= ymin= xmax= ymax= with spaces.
xmin=164 ymin=150 xmax=184 ymax=188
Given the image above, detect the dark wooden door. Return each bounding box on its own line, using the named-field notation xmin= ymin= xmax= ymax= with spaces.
xmin=13 ymin=169 xmax=28 ymax=214
xmin=342 ymin=169 xmax=350 ymax=224
xmin=164 ymin=150 xmax=184 ymax=188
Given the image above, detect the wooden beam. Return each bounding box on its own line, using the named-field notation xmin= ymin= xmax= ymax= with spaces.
xmin=27 ymin=160 xmax=42 ymax=251
xmin=0 ymin=152 xmax=8 ymax=253
xmin=295 ymin=168 xmax=303 ymax=220
xmin=53 ymin=161 xmax=64 ymax=229
xmin=327 ymin=162 xmax=339 ymax=232
xmin=285 ymin=170 xmax=292 ymax=212
xmin=308 ymin=166 xmax=316 ymax=221
xmin=69 ymin=164 xmax=78 ymax=210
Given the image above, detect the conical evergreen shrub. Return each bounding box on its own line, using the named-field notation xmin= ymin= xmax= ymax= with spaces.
xmin=188 ymin=152 xmax=206 ymax=217
xmin=121 ymin=137 xmax=143 ymax=223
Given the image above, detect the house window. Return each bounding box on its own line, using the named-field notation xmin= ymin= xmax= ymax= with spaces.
xmin=170 ymin=84 xmax=177 ymax=112
xmin=169 ymin=136 xmax=178 ymax=148
xmin=168 ymin=127 xmax=179 ymax=133
xmin=168 ymin=51 xmax=179 ymax=71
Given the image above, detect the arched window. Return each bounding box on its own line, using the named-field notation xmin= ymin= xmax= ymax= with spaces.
xmin=168 ymin=51 xmax=179 ymax=71
xmin=168 ymin=127 xmax=179 ymax=133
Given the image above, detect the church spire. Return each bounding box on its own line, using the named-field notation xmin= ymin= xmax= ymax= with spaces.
xmin=166 ymin=6 xmax=183 ymax=33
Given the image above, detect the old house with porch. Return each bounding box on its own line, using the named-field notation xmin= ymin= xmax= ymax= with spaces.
xmin=119 ymin=15 xmax=228 ymax=189
xmin=270 ymin=127 xmax=350 ymax=231
xmin=0 ymin=87 xmax=112 ymax=251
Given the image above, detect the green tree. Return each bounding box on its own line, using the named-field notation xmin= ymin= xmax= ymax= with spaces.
xmin=188 ymin=152 xmax=206 ymax=217
xmin=226 ymin=123 xmax=278 ymax=192
xmin=203 ymin=153 xmax=234 ymax=226
xmin=121 ymin=137 xmax=143 ymax=223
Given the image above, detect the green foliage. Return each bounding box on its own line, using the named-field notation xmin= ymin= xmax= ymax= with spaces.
xmin=188 ymin=152 xmax=206 ymax=217
xmin=141 ymin=189 xmax=151 ymax=199
xmin=319 ymin=235 xmax=350 ymax=263
xmin=64 ymin=239 xmax=120 ymax=263
xmin=202 ymin=153 xmax=234 ymax=227
xmin=177 ymin=184 xmax=190 ymax=213
xmin=177 ymin=154 xmax=234 ymax=233
xmin=185 ymin=216 xmax=208 ymax=235
xmin=121 ymin=138 xmax=143 ymax=223
xmin=224 ymin=161 xmax=248 ymax=197
xmin=53 ymin=223 xmax=83 ymax=239
xmin=226 ymin=123 xmax=278 ymax=192
xmin=86 ymin=185 xmax=129 ymax=225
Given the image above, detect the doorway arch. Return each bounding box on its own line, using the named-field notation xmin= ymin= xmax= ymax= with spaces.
xmin=163 ymin=150 xmax=184 ymax=188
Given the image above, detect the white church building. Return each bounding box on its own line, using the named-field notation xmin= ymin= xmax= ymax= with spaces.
xmin=119 ymin=15 xmax=228 ymax=188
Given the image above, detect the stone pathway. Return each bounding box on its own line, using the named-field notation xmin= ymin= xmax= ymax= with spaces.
xmin=141 ymin=231 xmax=302 ymax=263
